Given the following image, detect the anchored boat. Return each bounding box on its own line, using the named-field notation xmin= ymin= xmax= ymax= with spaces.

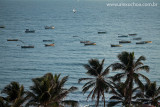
xmin=111 ymin=44 xmax=122 ymax=47
xmin=21 ymin=45 xmax=34 ymax=48
xmin=119 ymin=40 xmax=131 ymax=44
xmin=25 ymin=29 xmax=35 ymax=33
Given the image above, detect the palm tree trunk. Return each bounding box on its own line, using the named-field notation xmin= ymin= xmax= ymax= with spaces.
xmin=96 ymin=91 xmax=100 ymax=107
xmin=102 ymin=92 xmax=105 ymax=107
xmin=128 ymin=74 xmax=133 ymax=107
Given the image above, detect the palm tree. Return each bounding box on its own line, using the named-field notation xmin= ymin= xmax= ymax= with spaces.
xmin=137 ymin=81 xmax=160 ymax=106
xmin=78 ymin=59 xmax=113 ymax=107
xmin=110 ymin=51 xmax=150 ymax=106
xmin=1 ymin=81 xmax=27 ymax=107
xmin=108 ymin=82 xmax=142 ymax=106
xmin=26 ymin=73 xmax=78 ymax=107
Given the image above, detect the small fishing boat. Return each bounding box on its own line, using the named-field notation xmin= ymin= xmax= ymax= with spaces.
xmin=98 ymin=31 xmax=106 ymax=34
xmin=80 ymin=41 xmax=90 ymax=43
xmin=25 ymin=29 xmax=35 ymax=33
xmin=84 ymin=42 xmax=96 ymax=46
xmin=118 ymin=35 xmax=128 ymax=37
xmin=73 ymin=9 xmax=76 ymax=13
xmin=119 ymin=40 xmax=131 ymax=43
xmin=128 ymin=33 xmax=137 ymax=36
xmin=7 ymin=39 xmax=19 ymax=41
xmin=43 ymin=40 xmax=54 ymax=42
xmin=0 ymin=25 xmax=5 ymax=28
xmin=136 ymin=41 xmax=147 ymax=44
xmin=145 ymin=41 xmax=152 ymax=43
xmin=44 ymin=26 xmax=55 ymax=29
xmin=44 ymin=43 xmax=54 ymax=46
xmin=21 ymin=45 xmax=34 ymax=48
xmin=73 ymin=36 xmax=78 ymax=37
xmin=111 ymin=44 xmax=122 ymax=47
xmin=133 ymin=37 xmax=142 ymax=40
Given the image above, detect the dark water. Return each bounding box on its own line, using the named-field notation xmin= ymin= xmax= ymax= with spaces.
xmin=0 ymin=0 xmax=160 ymax=106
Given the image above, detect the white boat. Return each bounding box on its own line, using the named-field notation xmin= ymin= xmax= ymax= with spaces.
xmin=73 ymin=9 xmax=76 ymax=13
xmin=44 ymin=26 xmax=55 ymax=29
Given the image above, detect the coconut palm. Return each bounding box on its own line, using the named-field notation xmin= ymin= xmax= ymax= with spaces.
xmin=1 ymin=81 xmax=27 ymax=107
xmin=110 ymin=51 xmax=150 ymax=105
xmin=78 ymin=59 xmax=113 ymax=107
xmin=108 ymin=82 xmax=142 ymax=106
xmin=26 ymin=73 xmax=78 ymax=107
xmin=137 ymin=81 xmax=160 ymax=106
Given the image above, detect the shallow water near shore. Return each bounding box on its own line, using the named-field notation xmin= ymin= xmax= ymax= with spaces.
xmin=0 ymin=0 xmax=160 ymax=106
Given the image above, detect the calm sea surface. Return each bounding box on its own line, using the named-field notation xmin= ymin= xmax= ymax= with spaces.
xmin=0 ymin=0 xmax=160 ymax=106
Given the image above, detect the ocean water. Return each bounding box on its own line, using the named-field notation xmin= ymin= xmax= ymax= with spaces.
xmin=0 ymin=0 xmax=160 ymax=106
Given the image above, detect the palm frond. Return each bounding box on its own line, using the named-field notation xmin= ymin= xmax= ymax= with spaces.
xmin=110 ymin=63 xmax=125 ymax=71
xmin=78 ymin=78 xmax=94 ymax=83
xmin=135 ymin=65 xmax=150 ymax=72
xmin=101 ymin=66 xmax=110 ymax=76
xmin=111 ymin=73 xmax=126 ymax=82
xmin=82 ymin=80 xmax=95 ymax=89
xmin=59 ymin=76 xmax=68 ymax=88
xmin=110 ymin=96 xmax=122 ymax=100
xmin=133 ymin=73 xmax=144 ymax=91
xmin=136 ymin=56 xmax=146 ymax=61
xmin=138 ymin=73 xmax=150 ymax=84
xmin=82 ymin=83 xmax=95 ymax=94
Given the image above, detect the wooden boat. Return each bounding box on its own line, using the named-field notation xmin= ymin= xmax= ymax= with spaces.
xmin=136 ymin=41 xmax=147 ymax=44
xmin=98 ymin=31 xmax=106 ymax=34
xmin=84 ymin=42 xmax=96 ymax=46
xmin=45 ymin=43 xmax=54 ymax=46
xmin=0 ymin=25 xmax=5 ymax=28
xmin=119 ymin=40 xmax=131 ymax=43
xmin=136 ymin=41 xmax=152 ymax=44
xmin=80 ymin=41 xmax=90 ymax=43
xmin=118 ymin=35 xmax=128 ymax=37
xmin=21 ymin=46 xmax=34 ymax=48
xmin=44 ymin=26 xmax=55 ymax=29
xmin=133 ymin=37 xmax=142 ymax=40
xmin=128 ymin=33 xmax=137 ymax=36
xmin=7 ymin=39 xmax=19 ymax=41
xmin=25 ymin=29 xmax=35 ymax=33
xmin=145 ymin=41 xmax=152 ymax=43
xmin=43 ymin=40 xmax=54 ymax=42
xmin=111 ymin=44 xmax=122 ymax=47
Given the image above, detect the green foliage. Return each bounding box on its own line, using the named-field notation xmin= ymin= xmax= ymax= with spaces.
xmin=26 ymin=73 xmax=78 ymax=107
xmin=79 ymin=59 xmax=113 ymax=107
xmin=110 ymin=51 xmax=150 ymax=106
